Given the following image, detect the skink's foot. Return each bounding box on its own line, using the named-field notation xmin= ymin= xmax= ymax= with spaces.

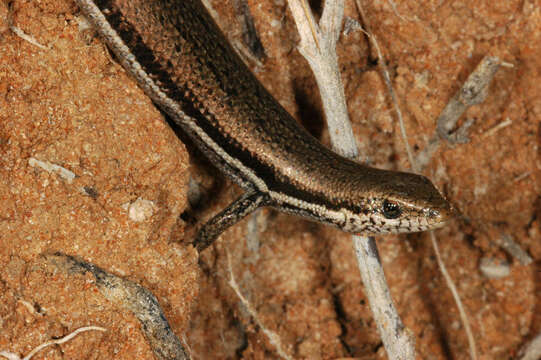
xmin=193 ymin=189 xmax=268 ymax=252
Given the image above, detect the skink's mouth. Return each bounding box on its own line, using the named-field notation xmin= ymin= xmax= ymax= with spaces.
xmin=427 ymin=203 xmax=456 ymax=229
xmin=429 ymin=218 xmax=449 ymax=230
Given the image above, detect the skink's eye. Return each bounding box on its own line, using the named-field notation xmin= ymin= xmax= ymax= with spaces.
xmin=382 ymin=200 xmax=401 ymax=219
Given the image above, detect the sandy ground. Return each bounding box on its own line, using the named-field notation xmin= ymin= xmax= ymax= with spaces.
xmin=0 ymin=0 xmax=539 ymax=359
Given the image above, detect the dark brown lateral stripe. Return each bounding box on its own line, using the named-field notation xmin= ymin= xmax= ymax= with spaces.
xmin=90 ymin=0 xmax=366 ymax=214
xmin=77 ymin=0 xmax=454 ymax=244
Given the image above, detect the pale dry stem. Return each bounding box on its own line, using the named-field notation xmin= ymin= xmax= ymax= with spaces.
xmin=0 ymin=326 xmax=106 ymax=360
xmin=430 ymin=232 xmax=478 ymax=360
xmin=225 ymin=252 xmax=292 ymax=360
xmin=287 ymin=0 xmax=358 ymax=159
xmin=10 ymin=26 xmax=48 ymax=50
xmin=288 ymin=0 xmax=416 ymax=359
xmin=356 ymin=1 xmax=478 ymax=359
xmin=355 ymin=0 xmax=416 ymax=171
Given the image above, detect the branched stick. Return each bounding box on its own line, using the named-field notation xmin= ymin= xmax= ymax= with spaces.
xmin=45 ymin=253 xmax=190 ymax=360
xmin=287 ymin=0 xmax=415 ymax=358
xmin=287 ymin=0 xmax=358 ymax=158
xmin=437 ymin=56 xmax=505 ymax=143
xmin=416 ymin=56 xmax=512 ymax=170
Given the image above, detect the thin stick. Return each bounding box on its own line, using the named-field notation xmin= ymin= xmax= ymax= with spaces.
xmin=226 ymin=252 xmax=292 ymax=360
xmin=352 ymin=236 xmax=416 ymax=359
xmin=10 ymin=26 xmax=48 ymax=50
xmin=386 ymin=0 xmax=413 ymax=22
xmin=355 ymin=1 xmax=415 ymax=171
xmin=481 ymin=117 xmax=512 ymax=138
xmin=356 ymin=2 xmax=477 ymax=359
xmin=416 ymin=56 xmax=512 ymax=170
xmin=0 ymin=326 xmax=106 ymax=360
xmin=430 ymin=232 xmax=477 ymax=360
xmin=496 ymin=234 xmax=533 ymax=266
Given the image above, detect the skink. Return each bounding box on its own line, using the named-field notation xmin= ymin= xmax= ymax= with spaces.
xmin=75 ymin=0 xmax=453 ymax=251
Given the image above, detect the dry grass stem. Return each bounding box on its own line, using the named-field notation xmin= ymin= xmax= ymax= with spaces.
xmin=226 ymin=252 xmax=292 ymax=360
xmin=10 ymin=26 xmax=48 ymax=50
xmin=355 ymin=0 xmax=415 ymax=171
xmin=481 ymin=117 xmax=512 ymax=138
xmin=430 ymin=232 xmax=477 ymax=360
xmin=0 ymin=326 xmax=106 ymax=360
xmin=386 ymin=0 xmax=415 ymax=22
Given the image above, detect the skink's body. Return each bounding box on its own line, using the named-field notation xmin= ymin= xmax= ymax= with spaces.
xmin=76 ymin=0 xmax=453 ymax=250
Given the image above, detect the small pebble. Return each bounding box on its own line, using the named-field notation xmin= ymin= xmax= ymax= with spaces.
xmin=479 ymin=257 xmax=510 ymax=279
xmin=128 ymin=198 xmax=156 ymax=222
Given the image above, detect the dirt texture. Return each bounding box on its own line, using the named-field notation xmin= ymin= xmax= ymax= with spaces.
xmin=0 ymin=0 xmax=540 ymax=359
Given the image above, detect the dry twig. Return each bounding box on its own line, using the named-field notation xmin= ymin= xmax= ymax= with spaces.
xmin=437 ymin=56 xmax=503 ymax=143
xmin=416 ymin=56 xmax=512 ymax=170
xmin=10 ymin=26 xmax=48 ymax=50
xmin=45 ymin=253 xmax=190 ymax=360
xmin=355 ymin=1 xmax=416 ymax=171
xmin=496 ymin=234 xmax=533 ymax=266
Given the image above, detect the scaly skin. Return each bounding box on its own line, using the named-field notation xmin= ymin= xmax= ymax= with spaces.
xmin=76 ymin=0 xmax=453 ymax=250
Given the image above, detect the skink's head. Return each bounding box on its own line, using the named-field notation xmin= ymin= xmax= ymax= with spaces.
xmin=344 ymin=170 xmax=454 ymax=235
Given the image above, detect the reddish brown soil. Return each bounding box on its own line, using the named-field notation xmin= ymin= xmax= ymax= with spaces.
xmin=0 ymin=0 xmax=539 ymax=359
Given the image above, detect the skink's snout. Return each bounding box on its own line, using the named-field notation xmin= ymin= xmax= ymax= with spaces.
xmin=426 ymin=198 xmax=455 ymax=229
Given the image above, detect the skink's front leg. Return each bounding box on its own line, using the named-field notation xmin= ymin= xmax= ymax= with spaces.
xmin=193 ymin=189 xmax=269 ymax=252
